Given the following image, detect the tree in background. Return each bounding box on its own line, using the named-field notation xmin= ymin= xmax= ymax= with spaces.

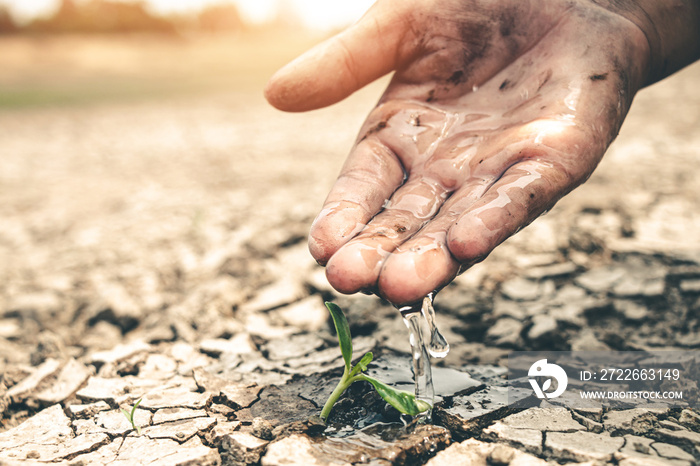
xmin=3 ymin=0 xmax=248 ymax=35
xmin=28 ymin=0 xmax=177 ymax=34
xmin=198 ymin=4 xmax=243 ymax=34
xmin=0 ymin=6 xmax=17 ymax=34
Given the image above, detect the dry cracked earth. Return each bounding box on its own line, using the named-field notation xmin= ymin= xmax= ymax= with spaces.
xmin=0 ymin=58 xmax=699 ymax=465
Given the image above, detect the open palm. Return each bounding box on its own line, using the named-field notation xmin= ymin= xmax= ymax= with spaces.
xmin=266 ymin=0 xmax=649 ymax=305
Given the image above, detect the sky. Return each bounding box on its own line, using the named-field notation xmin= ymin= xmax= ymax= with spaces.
xmin=0 ymin=0 xmax=376 ymax=30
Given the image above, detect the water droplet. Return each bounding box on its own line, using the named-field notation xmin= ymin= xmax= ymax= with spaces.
xmin=421 ymin=294 xmax=450 ymax=358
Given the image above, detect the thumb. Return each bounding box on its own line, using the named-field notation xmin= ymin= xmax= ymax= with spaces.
xmin=264 ymin=1 xmax=415 ymax=112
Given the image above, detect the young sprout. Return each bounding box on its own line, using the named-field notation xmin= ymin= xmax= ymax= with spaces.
xmin=121 ymin=398 xmax=143 ymax=434
xmin=320 ymin=302 xmax=432 ymax=422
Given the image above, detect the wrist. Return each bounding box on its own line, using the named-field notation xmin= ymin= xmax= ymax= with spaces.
xmin=591 ymin=0 xmax=700 ymax=84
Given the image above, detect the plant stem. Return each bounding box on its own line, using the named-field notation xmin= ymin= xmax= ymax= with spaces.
xmin=321 ymin=368 xmax=349 ymax=421
xmin=320 ymin=369 xmax=368 ymax=421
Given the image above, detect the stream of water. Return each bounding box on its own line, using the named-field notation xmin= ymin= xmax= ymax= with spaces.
xmin=398 ymin=293 xmax=450 ymax=416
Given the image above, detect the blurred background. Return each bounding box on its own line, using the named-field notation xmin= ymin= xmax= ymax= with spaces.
xmin=0 ymin=0 xmax=390 ymax=361
xmin=0 ymin=0 xmax=375 ymax=107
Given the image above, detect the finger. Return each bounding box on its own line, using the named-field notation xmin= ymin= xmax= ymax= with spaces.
xmin=447 ymin=158 xmax=577 ymax=264
xmin=377 ymin=180 xmax=491 ymax=305
xmin=264 ymin=1 xmax=415 ymax=112
xmin=322 ymin=118 xmax=527 ymax=300
xmin=309 ymin=139 xmax=404 ymax=265
xmin=324 ymin=177 xmax=451 ymax=295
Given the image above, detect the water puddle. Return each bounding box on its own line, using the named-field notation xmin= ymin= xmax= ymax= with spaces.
xmin=366 ymin=354 xmax=482 ymax=400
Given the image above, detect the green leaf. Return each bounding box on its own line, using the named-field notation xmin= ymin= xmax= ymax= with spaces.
xmin=131 ymin=398 xmax=142 ymax=418
xmin=349 ymin=351 xmax=373 ymax=377
xmin=356 ymin=352 xmax=373 ymax=372
xmin=325 ymin=302 xmax=352 ymax=371
xmin=361 ymin=375 xmax=432 ymax=416
xmin=121 ymin=408 xmax=131 ymax=420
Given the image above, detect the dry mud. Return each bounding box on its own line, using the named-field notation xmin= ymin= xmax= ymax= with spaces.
xmin=0 ymin=60 xmax=699 ymax=465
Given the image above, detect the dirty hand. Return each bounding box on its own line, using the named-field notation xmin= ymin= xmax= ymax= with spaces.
xmin=264 ymin=0 xmax=696 ymax=306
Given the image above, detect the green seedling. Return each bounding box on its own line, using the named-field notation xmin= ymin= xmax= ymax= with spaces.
xmin=121 ymin=398 xmax=143 ymax=435
xmin=320 ymin=302 xmax=432 ymax=422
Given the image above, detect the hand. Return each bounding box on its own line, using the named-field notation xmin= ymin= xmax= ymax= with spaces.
xmin=265 ymin=0 xmax=651 ymax=305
